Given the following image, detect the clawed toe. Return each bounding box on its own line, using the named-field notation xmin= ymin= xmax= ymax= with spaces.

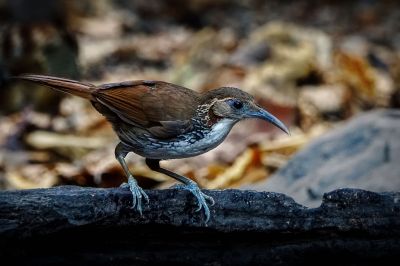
xmin=119 ymin=182 xmax=129 ymax=188
xmin=142 ymin=190 xmax=150 ymax=203
xmin=125 ymin=176 xmax=149 ymax=215
xmin=203 ymin=193 xmax=215 ymax=206
xmin=174 ymin=183 xmax=214 ymax=222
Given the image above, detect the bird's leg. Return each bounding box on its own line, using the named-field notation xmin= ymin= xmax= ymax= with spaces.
xmin=146 ymin=158 xmax=214 ymax=222
xmin=116 ymin=142 xmax=149 ymax=215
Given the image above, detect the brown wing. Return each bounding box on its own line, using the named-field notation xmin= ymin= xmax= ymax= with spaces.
xmin=93 ymin=80 xmax=200 ymax=139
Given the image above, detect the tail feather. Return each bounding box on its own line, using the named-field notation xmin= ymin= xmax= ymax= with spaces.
xmin=16 ymin=74 xmax=95 ymax=100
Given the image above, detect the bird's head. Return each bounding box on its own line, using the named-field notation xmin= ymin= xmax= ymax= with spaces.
xmin=202 ymin=87 xmax=290 ymax=134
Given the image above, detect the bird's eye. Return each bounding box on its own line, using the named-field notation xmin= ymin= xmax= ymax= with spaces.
xmin=228 ymin=99 xmax=243 ymax=109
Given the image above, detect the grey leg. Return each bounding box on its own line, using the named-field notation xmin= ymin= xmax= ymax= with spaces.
xmin=116 ymin=142 xmax=149 ymax=215
xmin=146 ymin=158 xmax=214 ymax=223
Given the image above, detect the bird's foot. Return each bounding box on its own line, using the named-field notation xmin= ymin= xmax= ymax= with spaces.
xmin=174 ymin=182 xmax=215 ymax=222
xmin=121 ymin=176 xmax=149 ymax=215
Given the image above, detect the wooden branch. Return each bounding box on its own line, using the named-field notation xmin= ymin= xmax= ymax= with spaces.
xmin=0 ymin=186 xmax=399 ymax=265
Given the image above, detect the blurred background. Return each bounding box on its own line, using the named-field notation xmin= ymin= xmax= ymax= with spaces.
xmin=0 ymin=0 xmax=399 ymax=205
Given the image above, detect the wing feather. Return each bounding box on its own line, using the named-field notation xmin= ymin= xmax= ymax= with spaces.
xmin=93 ymin=81 xmax=200 ymax=139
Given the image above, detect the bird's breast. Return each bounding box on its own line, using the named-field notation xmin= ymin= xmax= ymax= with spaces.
xmin=119 ymin=119 xmax=236 ymax=159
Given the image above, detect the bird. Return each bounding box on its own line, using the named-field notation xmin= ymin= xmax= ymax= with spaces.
xmin=16 ymin=74 xmax=289 ymax=222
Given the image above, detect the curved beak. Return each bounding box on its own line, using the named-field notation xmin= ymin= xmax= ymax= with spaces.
xmin=246 ymin=105 xmax=290 ymax=135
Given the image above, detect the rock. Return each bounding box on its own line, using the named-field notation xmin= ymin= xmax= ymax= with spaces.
xmin=248 ymin=109 xmax=400 ymax=207
xmin=0 ymin=186 xmax=399 ymax=265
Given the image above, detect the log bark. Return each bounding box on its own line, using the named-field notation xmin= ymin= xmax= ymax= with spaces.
xmin=0 ymin=186 xmax=399 ymax=265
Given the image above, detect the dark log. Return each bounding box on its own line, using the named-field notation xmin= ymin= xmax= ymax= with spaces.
xmin=0 ymin=186 xmax=399 ymax=265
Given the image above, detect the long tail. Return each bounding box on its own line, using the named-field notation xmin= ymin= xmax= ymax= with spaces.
xmin=16 ymin=74 xmax=96 ymax=100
